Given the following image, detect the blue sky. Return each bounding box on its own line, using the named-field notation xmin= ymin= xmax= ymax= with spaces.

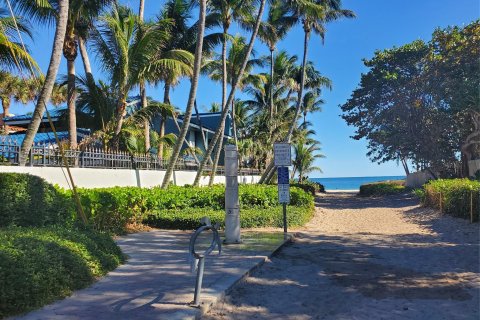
xmin=9 ymin=0 xmax=479 ymax=177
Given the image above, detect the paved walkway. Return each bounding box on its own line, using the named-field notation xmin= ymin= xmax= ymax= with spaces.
xmin=15 ymin=230 xmax=284 ymax=320
xmin=206 ymin=192 xmax=480 ymax=320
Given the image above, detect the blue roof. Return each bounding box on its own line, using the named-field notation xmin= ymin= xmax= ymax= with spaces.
xmin=4 ymin=108 xmax=64 ymax=122
xmin=179 ymin=112 xmax=231 ymax=136
xmin=0 ymin=128 xmax=90 ymax=145
xmin=3 ymin=96 xmax=143 ymax=123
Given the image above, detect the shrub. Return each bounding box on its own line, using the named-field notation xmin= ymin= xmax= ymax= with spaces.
xmin=74 ymin=185 xmax=313 ymax=233
xmin=144 ymin=205 xmax=314 ymax=230
xmin=0 ymin=226 xmax=124 ymax=318
xmin=0 ymin=173 xmax=74 ymax=228
xmin=422 ymin=179 xmax=480 ymax=220
xmin=359 ymin=180 xmax=406 ymax=196
xmin=0 ymin=173 xmax=314 ymax=233
xmin=291 ymin=180 xmax=325 ymax=195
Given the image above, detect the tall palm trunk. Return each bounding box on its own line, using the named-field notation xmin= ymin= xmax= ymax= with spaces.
xmin=158 ymin=117 xmax=165 ymax=159
xmin=1 ymin=98 xmax=10 ymax=131
xmin=139 ymin=0 xmax=145 ymax=20
xmin=138 ymin=1 xmax=150 ymax=151
xmin=259 ymin=27 xmax=310 ymax=184
xmin=19 ymin=0 xmax=69 ymax=165
xmin=269 ymin=48 xmax=274 ymax=118
xmin=158 ymin=82 xmax=170 ymax=159
xmin=67 ymin=59 xmax=77 ymax=148
xmin=2 ymin=98 xmax=10 ymax=118
xmin=78 ymin=35 xmax=94 ymax=83
xmin=194 ymin=0 xmax=267 ymax=186
xmin=207 ymin=28 xmax=228 ymax=185
xmin=161 ymin=0 xmax=207 ymax=188
xmin=64 ymin=26 xmax=78 ymax=149
xmin=113 ymin=94 xmax=127 ymax=139
xmin=140 ymin=82 xmax=150 ymax=151
xmin=231 ymin=99 xmax=238 ymax=144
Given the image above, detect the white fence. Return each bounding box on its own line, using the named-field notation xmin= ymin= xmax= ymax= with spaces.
xmin=0 ymin=166 xmax=260 ymax=189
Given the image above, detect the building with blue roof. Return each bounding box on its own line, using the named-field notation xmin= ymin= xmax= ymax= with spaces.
xmin=1 ymin=97 xmax=232 ymax=164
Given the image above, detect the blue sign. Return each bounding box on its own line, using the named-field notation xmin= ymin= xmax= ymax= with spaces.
xmin=277 ymin=167 xmax=289 ymax=185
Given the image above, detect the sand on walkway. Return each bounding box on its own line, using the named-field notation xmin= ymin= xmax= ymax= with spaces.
xmin=204 ymin=191 xmax=480 ymax=320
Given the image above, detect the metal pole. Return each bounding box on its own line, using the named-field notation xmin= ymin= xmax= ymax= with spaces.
xmin=193 ymin=256 xmax=205 ymax=306
xmin=283 ymin=203 xmax=287 ymax=240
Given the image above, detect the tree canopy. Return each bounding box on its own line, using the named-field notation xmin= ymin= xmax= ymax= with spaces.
xmin=341 ymin=20 xmax=480 ymax=177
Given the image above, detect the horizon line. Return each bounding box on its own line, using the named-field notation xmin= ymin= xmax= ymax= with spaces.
xmin=310 ymin=175 xmax=406 ymax=179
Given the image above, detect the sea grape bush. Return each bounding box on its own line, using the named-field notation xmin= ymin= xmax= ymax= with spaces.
xmin=422 ymin=179 xmax=480 ymax=220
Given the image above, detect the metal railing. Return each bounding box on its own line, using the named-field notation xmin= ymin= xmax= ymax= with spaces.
xmin=0 ymin=137 xmax=261 ymax=175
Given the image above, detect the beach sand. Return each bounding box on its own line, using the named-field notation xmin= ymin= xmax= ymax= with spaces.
xmin=204 ymin=192 xmax=480 ymax=320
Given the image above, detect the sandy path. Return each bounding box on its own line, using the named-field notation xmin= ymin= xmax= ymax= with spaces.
xmin=204 ymin=192 xmax=480 ymax=320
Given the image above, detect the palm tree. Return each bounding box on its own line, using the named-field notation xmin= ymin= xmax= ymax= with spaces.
xmin=15 ymin=0 xmax=69 ymax=165
xmin=154 ymin=0 xmax=196 ymax=159
xmin=193 ymin=0 xmax=266 ymax=186
xmin=301 ymin=90 xmax=323 ymax=123
xmin=63 ymin=1 xmax=114 ymax=149
xmin=205 ymin=35 xmax=264 ymax=140
xmin=259 ymin=0 xmax=354 ymax=183
xmin=0 ymin=7 xmax=39 ymax=73
xmin=286 ymin=0 xmax=353 ymax=142
xmin=161 ymin=0 xmax=207 ymax=188
xmin=138 ymin=0 xmax=150 ymax=151
xmin=202 ymin=35 xmax=265 ymax=185
xmin=192 ymin=0 xmax=267 ymax=186
xmin=92 ymin=5 xmax=191 ymax=148
xmin=209 ymin=102 xmax=221 ymax=112
xmin=75 ymin=75 xmax=176 ymax=152
xmin=0 ymin=72 xmax=19 ymax=119
xmin=257 ymin=1 xmax=295 ymax=117
xmin=292 ymin=140 xmax=323 ymax=182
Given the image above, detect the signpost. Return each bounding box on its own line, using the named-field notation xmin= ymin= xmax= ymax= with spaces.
xmin=274 ymin=143 xmax=291 ymax=239
xmin=274 ymin=143 xmax=292 ymax=167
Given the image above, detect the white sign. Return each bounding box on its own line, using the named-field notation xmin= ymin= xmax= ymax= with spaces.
xmin=274 ymin=143 xmax=292 ymax=166
xmin=278 ymin=184 xmax=290 ymax=204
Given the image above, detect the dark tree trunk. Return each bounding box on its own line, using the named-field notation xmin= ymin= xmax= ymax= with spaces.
xmin=67 ymin=59 xmax=77 ymax=149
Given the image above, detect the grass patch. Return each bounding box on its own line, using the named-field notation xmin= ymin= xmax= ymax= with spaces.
xmin=359 ymin=180 xmax=406 ymax=196
xmin=0 ymin=226 xmax=124 ymax=318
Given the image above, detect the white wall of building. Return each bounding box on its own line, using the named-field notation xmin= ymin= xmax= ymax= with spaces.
xmin=468 ymin=159 xmax=480 ymax=177
xmin=0 ymin=166 xmax=260 ymax=189
xmin=405 ymin=171 xmax=435 ymax=188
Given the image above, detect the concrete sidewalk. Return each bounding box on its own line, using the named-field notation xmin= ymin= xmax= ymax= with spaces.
xmin=15 ymin=230 xmax=285 ymax=320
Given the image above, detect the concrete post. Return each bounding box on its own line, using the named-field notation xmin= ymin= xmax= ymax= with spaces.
xmin=224 ymin=144 xmax=240 ymax=243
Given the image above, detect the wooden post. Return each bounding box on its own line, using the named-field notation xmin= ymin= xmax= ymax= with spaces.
xmin=439 ymin=192 xmax=442 ymax=214
xmin=470 ymin=191 xmax=473 ymax=223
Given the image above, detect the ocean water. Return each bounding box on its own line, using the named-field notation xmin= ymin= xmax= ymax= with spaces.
xmin=310 ymin=176 xmax=406 ymax=191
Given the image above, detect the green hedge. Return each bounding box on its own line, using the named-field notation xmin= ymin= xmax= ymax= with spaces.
xmin=359 ymin=180 xmax=406 ymax=196
xmin=291 ymin=180 xmax=325 ymax=195
xmin=0 ymin=173 xmax=74 ymax=227
xmin=421 ymin=179 xmax=480 ymax=220
xmin=0 ymin=226 xmax=124 ymax=318
xmin=0 ymin=172 xmax=314 ymax=233
xmin=75 ymin=185 xmax=313 ymax=233
xmin=144 ymin=205 xmax=314 ymax=230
